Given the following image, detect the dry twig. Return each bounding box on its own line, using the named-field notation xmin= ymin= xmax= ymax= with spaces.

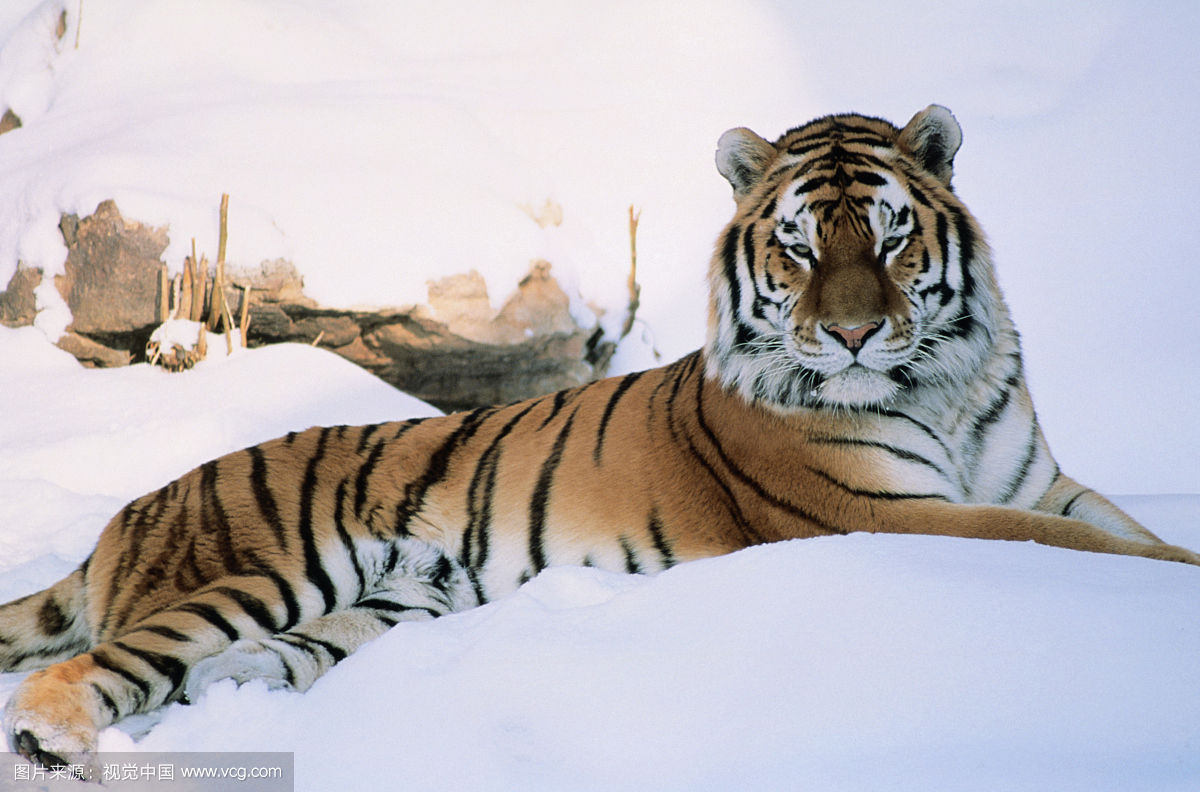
xmin=620 ymin=205 xmax=642 ymax=340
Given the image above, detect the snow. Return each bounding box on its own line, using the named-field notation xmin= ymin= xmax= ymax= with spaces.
xmin=1 ymin=1 xmax=1200 ymax=789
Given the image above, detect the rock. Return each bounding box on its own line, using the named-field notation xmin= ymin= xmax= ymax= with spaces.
xmin=294 ymin=315 xmax=360 ymax=348
xmin=367 ymin=323 xmax=592 ymax=413
xmin=425 ymin=261 xmax=579 ymax=346
xmin=332 ymin=335 xmax=392 ymax=369
xmin=426 ymin=270 xmax=496 ymax=343
xmin=57 ymin=200 xmax=168 ymax=336
xmin=495 ymin=260 xmax=578 ymax=339
xmin=0 ymin=266 xmax=40 ymax=327
xmin=55 ymin=331 xmax=131 ymax=368
xmin=245 ymin=302 xmax=295 ymax=342
xmin=226 ymin=258 xmax=311 ymax=306
xmin=0 ymin=109 xmax=20 ymax=137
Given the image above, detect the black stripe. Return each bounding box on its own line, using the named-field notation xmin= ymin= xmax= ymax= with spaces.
xmin=354 ymin=440 xmax=388 ymax=518
xmin=694 ymin=377 xmax=839 ymax=536
xmin=853 ymin=170 xmax=888 ymax=187
xmin=333 ymin=479 xmax=366 ymax=598
xmin=969 ymin=385 xmax=1013 ymax=453
xmin=248 ymin=446 xmax=287 ymax=551
xmin=176 ymin=602 xmax=239 ymax=642
xmin=382 ymin=544 xmax=401 ymax=575
xmin=744 ymin=224 xmax=775 ymax=322
xmin=90 ymin=647 xmax=151 ymax=705
xmin=619 ymin=537 xmax=643 ymax=574
xmin=357 ymin=598 xmax=439 ymax=619
xmin=806 ymin=435 xmax=951 ymax=483
xmin=463 ymin=401 xmax=541 ymax=572
xmin=794 ymin=175 xmax=829 ymax=195
xmin=354 ymin=422 xmax=382 ymax=454
xmin=997 ymin=425 xmax=1040 ymax=505
xmin=37 ymin=598 xmax=69 ymax=637
xmin=466 ymin=569 xmax=489 ymax=605
xmin=261 ymin=569 xmax=301 ymax=631
xmin=112 ymin=641 xmax=187 ymax=694
xmin=397 ymin=408 xmax=493 ymax=536
xmin=112 ymin=496 xmax=135 ymax=542
xmin=278 ymin=654 xmax=297 ymax=688
xmin=200 ymin=460 xmax=241 ymax=575
xmin=806 ymin=466 xmax=948 ymax=501
xmin=741 ymin=222 xmax=757 ymax=275
xmin=355 ymin=420 xmax=424 ymax=519
xmin=211 ymin=586 xmax=278 ymax=633
xmin=935 ymin=213 xmax=951 ymax=291
xmin=785 ymin=138 xmax=830 ymax=157
xmin=172 ymin=542 xmax=205 ymax=595
xmin=593 ymin=371 xmax=645 ymax=465
xmin=907 ymin=181 xmax=932 ymax=207
xmin=952 ymin=209 xmax=976 ymax=299
xmin=666 ymin=358 xmax=756 ymax=541
xmin=278 ymin=632 xmax=347 ymax=663
xmin=757 ymin=194 xmax=778 ymax=220
xmin=646 ymin=510 xmax=676 ymax=569
xmin=875 ymin=409 xmax=952 ymax=458
xmin=733 ymin=319 xmax=756 ymax=350
xmin=299 ymin=427 xmax=338 ymax=613
xmin=430 ymin=554 xmax=454 ymax=588
xmin=539 ymin=389 xmax=573 ymax=430
xmin=1061 ymin=491 xmax=1086 ymax=517
xmin=529 ymin=407 xmax=580 ymax=573
xmin=719 ymin=226 xmax=742 ymax=320
xmin=664 ymin=353 xmax=697 ymax=408
xmin=135 ymin=625 xmax=193 ymax=643
xmin=90 ymin=683 xmax=119 ymax=719
xmin=107 ymin=488 xmax=172 ymax=630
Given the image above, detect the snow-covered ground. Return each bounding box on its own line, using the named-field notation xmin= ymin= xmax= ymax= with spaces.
xmin=1 ymin=1 xmax=1199 ymax=789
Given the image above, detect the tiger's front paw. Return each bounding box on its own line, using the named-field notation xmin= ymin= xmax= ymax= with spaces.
xmin=185 ymin=639 xmax=293 ymax=703
xmin=4 ymin=667 xmax=101 ymax=769
xmin=1156 ymin=543 xmax=1200 ymax=566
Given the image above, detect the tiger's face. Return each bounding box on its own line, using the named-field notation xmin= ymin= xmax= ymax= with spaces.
xmin=706 ymin=106 xmax=998 ymax=411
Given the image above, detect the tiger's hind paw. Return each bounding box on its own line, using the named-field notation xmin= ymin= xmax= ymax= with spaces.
xmin=4 ymin=671 xmax=100 ymax=770
xmin=10 ymin=728 xmax=89 ymax=772
xmin=185 ymin=639 xmax=294 ymax=703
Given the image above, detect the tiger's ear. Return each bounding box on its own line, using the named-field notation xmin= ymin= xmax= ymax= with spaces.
xmin=897 ymin=105 xmax=962 ymax=186
xmin=716 ymin=127 xmax=777 ymax=200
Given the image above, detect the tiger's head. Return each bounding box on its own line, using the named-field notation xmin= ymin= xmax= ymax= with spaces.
xmin=705 ymin=105 xmax=1009 ymax=412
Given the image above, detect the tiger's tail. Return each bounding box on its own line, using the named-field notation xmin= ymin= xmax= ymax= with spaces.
xmin=0 ymin=566 xmax=92 ymax=673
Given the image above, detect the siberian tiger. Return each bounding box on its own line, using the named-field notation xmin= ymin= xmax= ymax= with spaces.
xmin=4 ymin=105 xmax=1197 ymax=769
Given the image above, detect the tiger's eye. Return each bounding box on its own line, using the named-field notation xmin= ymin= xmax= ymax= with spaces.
xmin=785 ymin=244 xmax=814 ymax=268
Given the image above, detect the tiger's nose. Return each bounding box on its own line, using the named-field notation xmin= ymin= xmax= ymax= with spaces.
xmin=824 ymin=321 xmax=881 ymax=350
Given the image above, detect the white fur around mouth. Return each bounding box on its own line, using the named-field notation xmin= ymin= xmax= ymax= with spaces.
xmin=815 ymin=365 xmax=900 ymax=406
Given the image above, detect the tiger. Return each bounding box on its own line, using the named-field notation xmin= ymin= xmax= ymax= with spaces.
xmin=4 ymin=105 xmax=1197 ymax=769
